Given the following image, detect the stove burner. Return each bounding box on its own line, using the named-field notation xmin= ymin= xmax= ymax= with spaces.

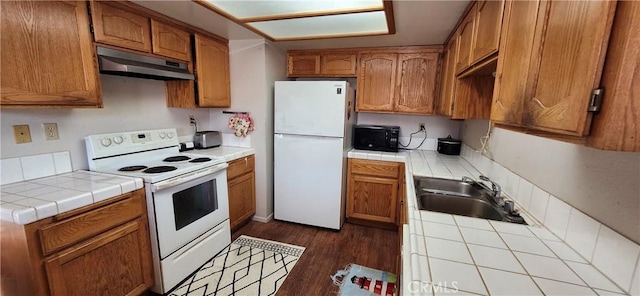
xmin=189 ymin=157 xmax=211 ymax=163
xmin=118 ymin=165 xmax=148 ymax=172
xmin=163 ymin=156 xmax=190 ymax=162
xmin=143 ymin=166 xmax=178 ymax=173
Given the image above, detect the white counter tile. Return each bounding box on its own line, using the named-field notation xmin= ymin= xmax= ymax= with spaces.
xmin=37 ymin=189 xmax=93 ymax=213
xmin=1 ymin=202 xmax=37 ymax=224
xmin=514 ymin=252 xmax=586 ymax=285
xmin=53 ymin=151 xmax=72 ymax=174
xmin=631 ymin=260 xmax=640 ymax=296
xmin=12 ymin=198 xmax=58 ymax=220
xmin=21 ymin=154 xmax=56 ymax=180
xmin=422 ymin=221 xmax=463 ymax=242
xmin=499 ymin=233 xmax=556 ymax=257
xmin=565 ymin=209 xmax=602 ymax=261
xmin=0 ymin=193 xmax=26 ymax=203
xmin=430 ymin=258 xmax=487 ymax=295
xmin=0 ymin=158 xmax=24 ymax=185
xmin=544 ymin=194 xmax=572 ymax=240
xmin=1 ymin=183 xmax=44 ymax=194
xmin=490 ymin=220 xmax=536 ymax=237
xmin=529 ymin=186 xmax=550 ymax=222
xmin=426 ymin=237 xmax=473 ymax=264
xmin=410 ymin=234 xmax=427 ymax=256
xmin=566 ymin=261 xmax=625 ymax=294
xmin=479 ymin=267 xmax=542 ymax=296
xmin=543 ymin=240 xmax=588 ymax=263
xmin=595 ymin=288 xmax=627 ymax=296
xmin=533 ymin=277 xmax=596 ymax=296
xmin=528 ymin=226 xmax=562 ymax=242
xmin=591 ymin=226 xmax=640 ymax=293
xmin=514 ymin=178 xmax=534 ymax=209
xmin=453 ymin=216 xmax=493 ymax=231
xmin=459 ymin=227 xmax=507 ymax=249
xmin=468 ymin=244 xmax=526 ymax=274
xmin=420 ymin=211 xmax=456 ymax=225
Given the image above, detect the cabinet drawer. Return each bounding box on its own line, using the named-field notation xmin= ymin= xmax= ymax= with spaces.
xmin=227 ymin=155 xmax=255 ymax=180
xmin=39 ymin=193 xmax=144 ymax=256
xmin=350 ymin=158 xmax=400 ymax=178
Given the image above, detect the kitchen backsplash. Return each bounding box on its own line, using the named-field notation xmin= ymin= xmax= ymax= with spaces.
xmin=461 ymin=144 xmax=640 ymax=295
xmin=0 ymin=151 xmax=72 ymax=185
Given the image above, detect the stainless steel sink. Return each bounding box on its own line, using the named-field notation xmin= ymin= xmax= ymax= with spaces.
xmin=414 ymin=176 xmax=527 ymax=224
xmin=417 ymin=192 xmax=504 ymax=221
xmin=414 ymin=177 xmax=485 ymax=197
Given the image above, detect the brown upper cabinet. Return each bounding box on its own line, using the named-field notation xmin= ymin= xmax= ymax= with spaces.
xmin=287 ymin=51 xmax=358 ymax=77
xmin=356 ymin=48 xmax=441 ymax=114
xmin=356 ymin=52 xmax=398 ymax=112
xmin=455 ymin=12 xmax=476 ymax=74
xmin=91 ymin=1 xmax=152 ymax=52
xmin=151 ymin=19 xmax=192 ymax=61
xmin=1 ymin=1 xmax=102 ymax=108
xmin=472 ymin=0 xmax=505 ymax=62
xmin=166 ymin=34 xmax=231 ymax=108
xmin=492 ymin=0 xmax=617 ymax=137
xmin=394 ymin=53 xmax=439 ymax=114
xmin=436 ymin=38 xmax=458 ymax=117
xmin=455 ymin=0 xmax=505 ymax=75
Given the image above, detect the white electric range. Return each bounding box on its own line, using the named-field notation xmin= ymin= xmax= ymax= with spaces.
xmin=85 ymin=128 xmax=231 ymax=294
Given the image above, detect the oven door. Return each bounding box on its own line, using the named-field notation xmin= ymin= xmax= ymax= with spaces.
xmin=151 ymin=163 xmax=229 ymax=259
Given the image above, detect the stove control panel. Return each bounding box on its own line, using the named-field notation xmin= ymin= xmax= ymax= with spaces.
xmin=86 ymin=128 xmax=181 ymax=160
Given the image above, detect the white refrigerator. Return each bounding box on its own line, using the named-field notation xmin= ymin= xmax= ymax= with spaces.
xmin=274 ymin=81 xmax=355 ymax=230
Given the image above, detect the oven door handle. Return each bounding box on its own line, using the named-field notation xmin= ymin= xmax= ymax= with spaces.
xmin=151 ymin=163 xmax=228 ymax=192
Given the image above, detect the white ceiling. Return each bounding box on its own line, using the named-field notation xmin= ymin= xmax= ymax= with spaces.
xmin=132 ymin=0 xmax=471 ymax=50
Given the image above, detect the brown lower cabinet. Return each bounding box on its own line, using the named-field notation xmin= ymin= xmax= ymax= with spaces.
xmin=0 ymin=189 xmax=153 ymax=296
xmin=227 ymin=155 xmax=256 ymax=231
xmin=346 ymin=158 xmax=405 ymax=227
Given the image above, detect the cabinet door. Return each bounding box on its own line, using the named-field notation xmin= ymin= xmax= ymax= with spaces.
xmin=347 ymin=175 xmax=398 ymax=223
xmin=455 ymin=10 xmax=476 ymax=74
xmin=356 ymin=53 xmax=397 ymax=112
xmin=395 ymin=52 xmax=439 ymax=114
xmin=45 ymin=219 xmax=153 ymax=296
xmin=287 ymin=54 xmax=321 ymax=76
xmin=228 ymin=172 xmax=256 ymax=230
xmin=437 ymin=38 xmax=458 ymax=116
xmin=151 ymin=20 xmax=191 ymax=61
xmin=525 ymin=0 xmax=616 ymax=136
xmin=194 ymin=34 xmax=231 ymax=107
xmin=1 ymin=1 xmax=101 ymax=107
xmin=472 ymin=0 xmax=505 ymax=62
xmin=491 ymin=0 xmax=541 ymax=125
xmin=321 ymin=53 xmax=357 ymax=76
xmin=90 ymin=1 xmax=151 ymax=52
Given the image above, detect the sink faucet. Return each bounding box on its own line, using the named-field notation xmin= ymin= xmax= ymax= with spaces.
xmin=479 ymin=175 xmax=503 ymax=206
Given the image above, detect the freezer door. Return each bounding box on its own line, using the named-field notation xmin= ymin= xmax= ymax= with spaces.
xmin=275 ymin=81 xmax=348 ymax=138
xmin=274 ymin=134 xmax=345 ymax=230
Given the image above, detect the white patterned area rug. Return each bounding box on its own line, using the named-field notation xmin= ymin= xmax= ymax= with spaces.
xmin=169 ymin=235 xmax=305 ymax=296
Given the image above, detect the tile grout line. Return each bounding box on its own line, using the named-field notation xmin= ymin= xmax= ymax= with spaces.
xmin=452 ymin=216 xmax=490 ymax=296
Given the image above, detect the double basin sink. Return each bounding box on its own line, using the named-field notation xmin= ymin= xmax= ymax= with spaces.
xmin=414 ymin=176 xmax=527 ymax=225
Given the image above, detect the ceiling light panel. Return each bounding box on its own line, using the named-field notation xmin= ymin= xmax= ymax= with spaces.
xmin=247 ymin=10 xmax=388 ymax=40
xmin=204 ymin=0 xmax=384 ymax=20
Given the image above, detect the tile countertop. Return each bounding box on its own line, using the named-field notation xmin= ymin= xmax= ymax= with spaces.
xmin=188 ymin=146 xmax=255 ymax=162
xmin=0 ymin=146 xmax=255 ymax=225
xmin=347 ymin=149 xmax=629 ymax=296
xmin=0 ymin=171 xmax=143 ymax=225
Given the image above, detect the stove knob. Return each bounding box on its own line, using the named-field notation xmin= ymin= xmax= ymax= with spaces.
xmin=113 ymin=135 xmax=124 ymax=144
xmin=100 ymin=137 xmax=112 ymax=147
xmin=159 ymin=132 xmax=167 ymax=139
xmin=167 ymin=132 xmax=175 ymax=139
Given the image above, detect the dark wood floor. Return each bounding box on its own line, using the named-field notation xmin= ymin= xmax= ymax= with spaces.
xmin=232 ymin=220 xmax=398 ymax=296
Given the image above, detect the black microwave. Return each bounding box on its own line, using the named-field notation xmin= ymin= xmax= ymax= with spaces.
xmin=354 ymin=125 xmax=400 ymax=152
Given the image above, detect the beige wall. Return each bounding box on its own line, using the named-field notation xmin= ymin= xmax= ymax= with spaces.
xmin=461 ymin=119 xmax=640 ymax=244
xmin=209 ymin=39 xmax=287 ymax=221
xmin=0 ymin=75 xmax=211 ymax=169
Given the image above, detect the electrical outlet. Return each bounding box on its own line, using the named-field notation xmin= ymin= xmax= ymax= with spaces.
xmin=419 ymin=123 xmax=425 ymax=131
xmin=189 ymin=115 xmax=195 ymax=125
xmin=13 ymin=125 xmax=32 ymax=144
xmin=43 ymin=123 xmax=59 ymax=140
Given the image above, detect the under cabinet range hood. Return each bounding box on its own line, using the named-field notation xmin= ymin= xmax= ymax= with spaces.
xmin=96 ymin=46 xmax=194 ymax=80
